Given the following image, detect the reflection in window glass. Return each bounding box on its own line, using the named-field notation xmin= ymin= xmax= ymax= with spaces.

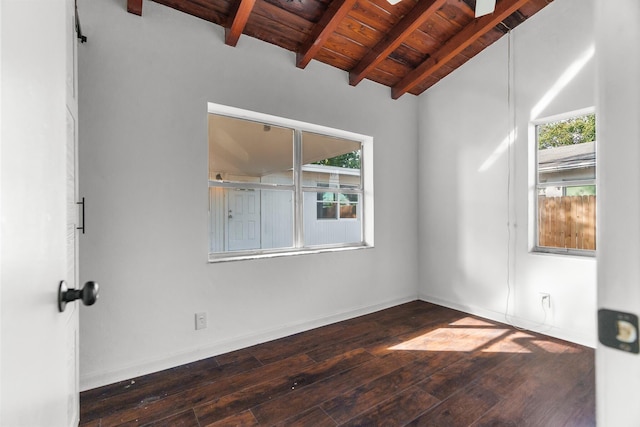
xmin=301 ymin=132 xmax=361 ymax=189
xmin=316 ymin=192 xmax=359 ymax=220
xmin=340 ymin=193 xmax=359 ymax=219
xmin=208 ymin=109 xmax=368 ymax=257
xmin=300 ymin=132 xmax=362 ymax=246
xmin=208 ymin=114 xmax=294 ymax=184
xmin=317 ymin=192 xmax=337 ymax=219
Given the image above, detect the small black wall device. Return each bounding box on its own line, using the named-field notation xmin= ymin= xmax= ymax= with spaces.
xmin=598 ymin=309 xmax=639 ymax=354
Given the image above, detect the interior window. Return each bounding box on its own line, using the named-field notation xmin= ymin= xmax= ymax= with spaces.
xmin=208 ymin=105 xmax=371 ymax=260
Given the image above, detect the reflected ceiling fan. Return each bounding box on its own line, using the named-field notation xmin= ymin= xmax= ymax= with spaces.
xmin=475 ymin=0 xmax=496 ymax=17
xmin=385 ymin=0 xmax=496 ymax=16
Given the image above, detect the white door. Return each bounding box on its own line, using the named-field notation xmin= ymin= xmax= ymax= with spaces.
xmin=1 ymin=0 xmax=81 ymax=425
xmin=226 ymin=189 xmax=261 ymax=251
xmin=595 ymin=1 xmax=640 ymax=425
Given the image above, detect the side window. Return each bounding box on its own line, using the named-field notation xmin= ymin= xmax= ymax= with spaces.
xmin=208 ymin=104 xmax=372 ymax=260
xmin=534 ymin=111 xmax=596 ymax=254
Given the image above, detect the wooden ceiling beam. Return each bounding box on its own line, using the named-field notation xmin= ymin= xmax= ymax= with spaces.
xmin=127 ymin=0 xmax=143 ymax=15
xmin=391 ymin=0 xmax=530 ymax=99
xmin=225 ymin=0 xmax=257 ymax=47
xmin=349 ymin=0 xmax=448 ymax=87
xmin=296 ymin=0 xmax=358 ymax=69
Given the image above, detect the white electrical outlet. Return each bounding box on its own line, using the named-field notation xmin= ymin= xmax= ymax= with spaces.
xmin=540 ymin=293 xmax=551 ymax=309
xmin=195 ymin=312 xmax=207 ymax=330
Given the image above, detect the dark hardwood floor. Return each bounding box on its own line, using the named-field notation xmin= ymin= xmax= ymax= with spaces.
xmin=80 ymin=301 xmax=595 ymax=426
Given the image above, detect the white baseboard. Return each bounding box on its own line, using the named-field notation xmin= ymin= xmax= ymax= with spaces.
xmin=80 ymin=295 xmax=417 ymax=391
xmin=418 ymin=293 xmax=596 ymax=348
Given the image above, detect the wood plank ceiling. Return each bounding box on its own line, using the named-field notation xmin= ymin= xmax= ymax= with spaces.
xmin=127 ymin=0 xmax=553 ymax=98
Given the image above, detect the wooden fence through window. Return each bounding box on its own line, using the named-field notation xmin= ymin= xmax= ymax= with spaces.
xmin=538 ymin=195 xmax=596 ymax=250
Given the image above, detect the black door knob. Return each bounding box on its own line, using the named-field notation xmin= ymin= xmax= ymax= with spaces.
xmin=58 ymin=280 xmax=99 ymax=312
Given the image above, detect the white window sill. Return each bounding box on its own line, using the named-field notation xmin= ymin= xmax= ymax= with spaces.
xmin=208 ymin=243 xmax=373 ymax=263
xmin=532 ymin=246 xmax=595 ymax=258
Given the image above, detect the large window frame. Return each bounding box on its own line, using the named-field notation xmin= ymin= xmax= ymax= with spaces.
xmin=530 ymin=107 xmax=596 ymax=257
xmin=207 ymin=103 xmax=374 ymax=262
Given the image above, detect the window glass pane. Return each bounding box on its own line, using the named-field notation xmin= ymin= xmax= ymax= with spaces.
xmin=305 ymin=191 xmax=361 ymax=246
xmin=301 ymin=132 xmax=361 ymax=189
xmin=315 ymin=193 xmax=359 ymax=220
xmin=207 ymin=105 xmax=371 ymax=259
xmin=208 ymin=114 xmax=294 ymax=184
xmin=317 ymin=192 xmax=337 ymax=219
xmin=209 ymin=187 xmax=293 ymax=252
xmin=535 ymin=112 xmax=596 ymax=253
xmin=537 ymin=185 xmax=596 ymax=251
xmin=340 ymin=193 xmax=359 ymax=219
xmin=537 ymin=114 xmax=596 ymax=183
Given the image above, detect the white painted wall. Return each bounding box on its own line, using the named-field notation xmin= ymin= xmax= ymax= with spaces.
xmin=595 ymin=1 xmax=640 ymax=425
xmin=417 ymin=0 xmax=597 ymax=346
xmin=77 ymin=0 xmax=418 ymax=389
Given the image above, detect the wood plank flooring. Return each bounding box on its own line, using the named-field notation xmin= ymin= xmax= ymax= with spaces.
xmin=80 ymin=301 xmax=595 ymax=426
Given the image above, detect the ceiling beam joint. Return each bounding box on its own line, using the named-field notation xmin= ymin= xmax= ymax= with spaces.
xmin=296 ymin=0 xmax=358 ymax=69
xmin=225 ymin=0 xmax=257 ymax=47
xmin=349 ymin=0 xmax=448 ymax=87
xmin=127 ymin=0 xmax=143 ymax=15
xmin=391 ymin=0 xmax=530 ymax=99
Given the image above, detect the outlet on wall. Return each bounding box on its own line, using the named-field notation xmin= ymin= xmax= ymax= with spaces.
xmin=195 ymin=312 xmax=207 ymax=330
xmin=540 ymin=293 xmax=551 ymax=309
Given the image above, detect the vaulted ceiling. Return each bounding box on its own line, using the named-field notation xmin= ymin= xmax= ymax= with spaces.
xmin=127 ymin=0 xmax=553 ymax=98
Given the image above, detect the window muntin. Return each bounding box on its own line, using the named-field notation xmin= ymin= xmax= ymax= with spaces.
xmin=316 ymin=192 xmax=359 ymax=220
xmin=534 ymin=111 xmax=596 ymax=254
xmin=208 ymin=104 xmax=371 ymax=261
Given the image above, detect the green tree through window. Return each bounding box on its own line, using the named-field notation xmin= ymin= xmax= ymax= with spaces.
xmin=313 ymin=151 xmax=361 ymax=169
xmin=537 ymin=114 xmax=595 ymax=150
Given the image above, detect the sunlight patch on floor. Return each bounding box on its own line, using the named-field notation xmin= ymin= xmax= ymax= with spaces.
xmin=389 ymin=327 xmax=514 ymax=353
xmin=389 ymin=318 xmax=574 ymax=354
xmin=448 ymin=317 xmax=499 ymax=327
xmin=480 ymin=330 xmax=536 ymax=353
